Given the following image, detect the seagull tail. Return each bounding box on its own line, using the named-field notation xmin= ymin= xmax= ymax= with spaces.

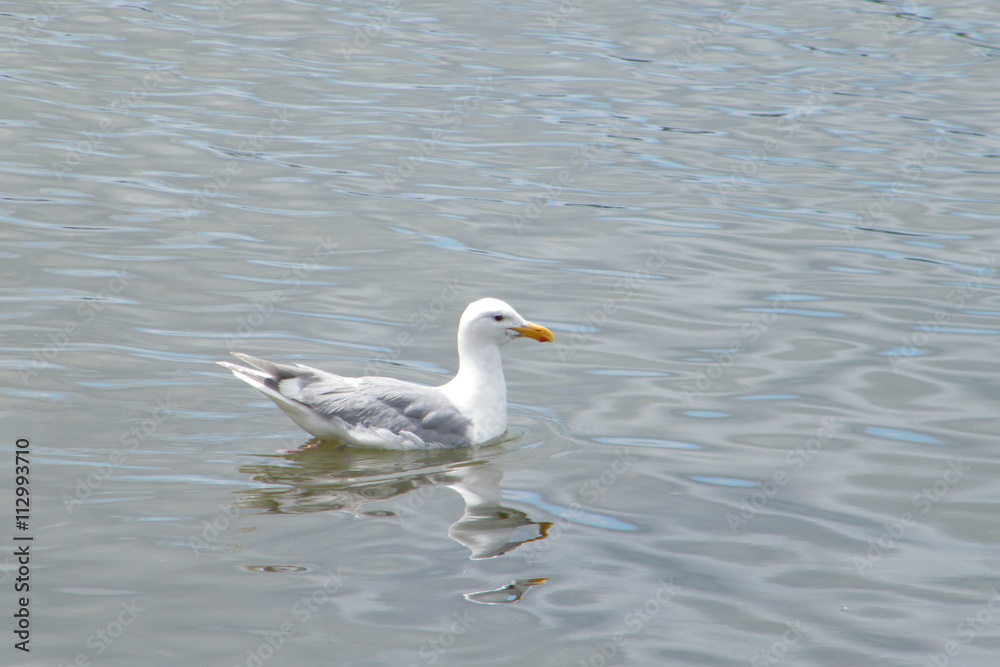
xmin=216 ymin=359 xmax=280 ymax=393
xmin=227 ymin=352 xmax=303 ymax=380
xmin=217 ymin=356 xmax=336 ymax=439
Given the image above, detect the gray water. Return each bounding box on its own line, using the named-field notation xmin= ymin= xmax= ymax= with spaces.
xmin=3 ymin=1 xmax=1000 ymax=665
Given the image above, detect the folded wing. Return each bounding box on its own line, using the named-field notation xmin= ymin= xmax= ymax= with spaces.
xmin=218 ymin=353 xmax=472 ymax=449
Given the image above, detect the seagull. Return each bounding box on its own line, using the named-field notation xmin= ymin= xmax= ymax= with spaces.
xmin=218 ymin=298 xmax=554 ymax=449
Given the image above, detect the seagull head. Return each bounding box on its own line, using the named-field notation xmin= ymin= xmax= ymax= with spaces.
xmin=459 ymin=298 xmax=555 ymax=347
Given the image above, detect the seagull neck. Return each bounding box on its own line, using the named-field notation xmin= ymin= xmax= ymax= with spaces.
xmin=453 ymin=338 xmax=505 ymax=394
xmin=443 ymin=336 xmax=507 ymax=422
xmin=439 ymin=329 xmax=511 ymax=444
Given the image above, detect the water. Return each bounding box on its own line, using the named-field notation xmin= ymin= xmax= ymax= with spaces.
xmin=3 ymin=1 xmax=999 ymax=665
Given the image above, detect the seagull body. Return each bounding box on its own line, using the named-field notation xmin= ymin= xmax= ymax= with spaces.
xmin=218 ymin=298 xmax=553 ymax=449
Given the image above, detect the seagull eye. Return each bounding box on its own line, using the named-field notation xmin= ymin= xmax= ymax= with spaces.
xmin=493 ymin=315 xmax=504 ymax=322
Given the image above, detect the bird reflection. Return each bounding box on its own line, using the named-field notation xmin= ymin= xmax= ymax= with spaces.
xmin=464 ymin=578 xmax=550 ymax=605
xmin=236 ymin=440 xmax=552 ymax=560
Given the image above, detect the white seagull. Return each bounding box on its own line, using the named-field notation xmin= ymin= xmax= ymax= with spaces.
xmin=218 ymin=298 xmax=554 ymax=449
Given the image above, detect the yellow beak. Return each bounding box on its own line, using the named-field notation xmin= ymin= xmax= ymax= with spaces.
xmin=513 ymin=322 xmax=554 ymax=343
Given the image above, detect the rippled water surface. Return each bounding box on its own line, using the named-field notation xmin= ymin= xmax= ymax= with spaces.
xmin=3 ymin=1 xmax=1000 ymax=665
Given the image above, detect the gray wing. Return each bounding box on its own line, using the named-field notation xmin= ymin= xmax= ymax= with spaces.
xmin=232 ymin=353 xmax=473 ymax=448
xmin=299 ymin=375 xmax=473 ymax=448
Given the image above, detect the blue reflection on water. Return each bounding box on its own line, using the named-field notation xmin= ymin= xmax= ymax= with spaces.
xmin=502 ymin=489 xmax=637 ymax=531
